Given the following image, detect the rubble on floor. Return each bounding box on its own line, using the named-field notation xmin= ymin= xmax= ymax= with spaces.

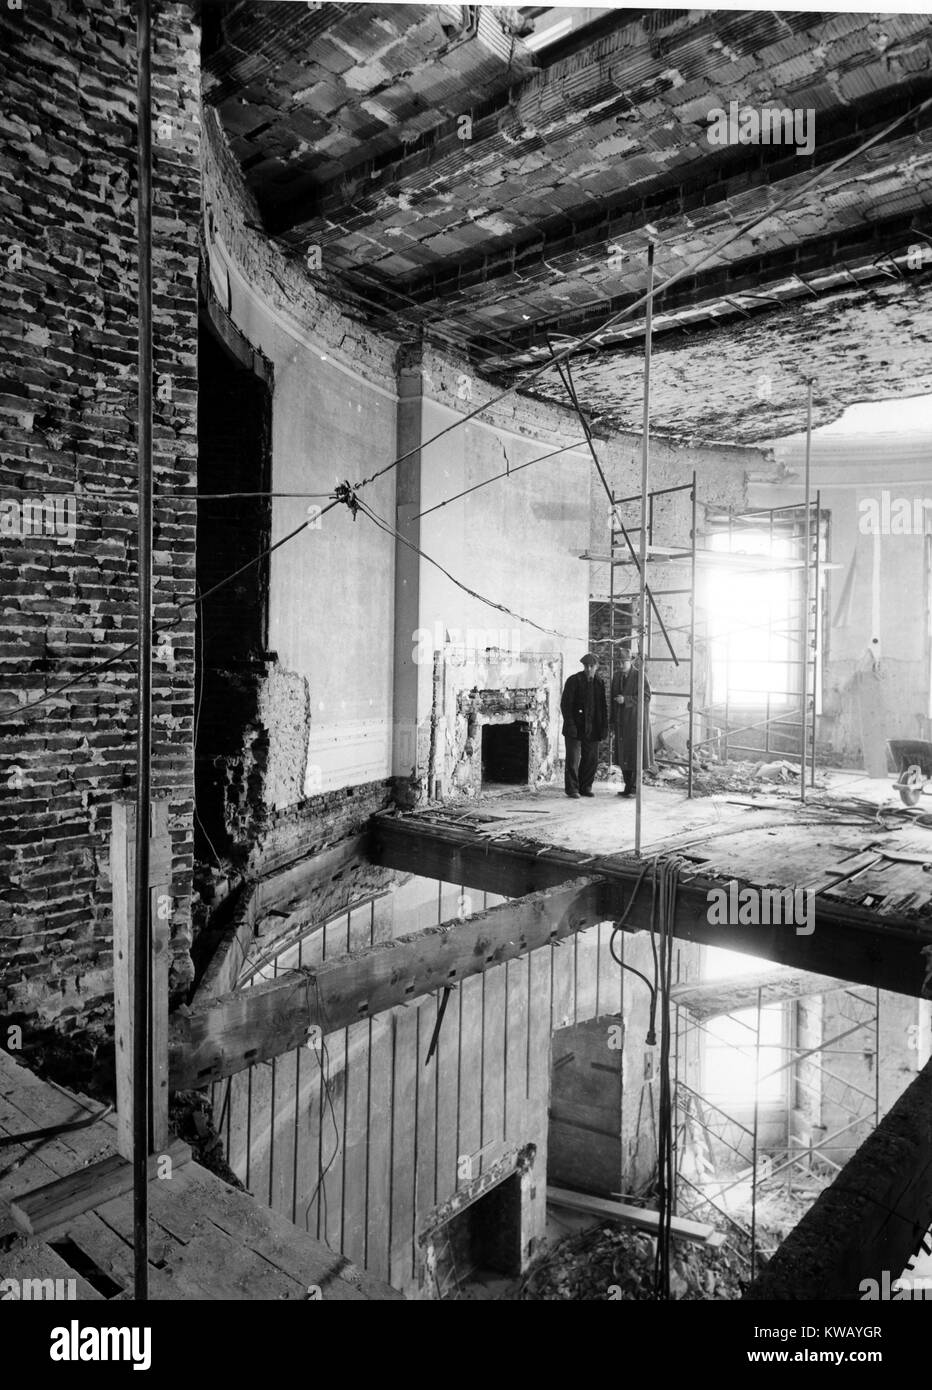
xmin=518 ymin=1222 xmax=747 ymax=1300
xmin=653 ymin=757 xmax=825 ymax=796
xmin=518 ymin=1182 xmax=827 ymax=1300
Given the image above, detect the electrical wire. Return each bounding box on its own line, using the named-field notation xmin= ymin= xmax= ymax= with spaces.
xmin=355 ymin=497 xmax=584 ymax=643
xmin=8 ymin=91 xmax=912 ymax=728
xmin=302 ymin=972 xmax=340 ymax=1237
xmin=411 ymin=438 xmax=587 ymax=520
xmin=2 ymin=498 xmax=344 ymax=724
xmin=609 ymin=861 xmax=657 ymax=1043
xmin=7 ymin=93 xmax=924 ymax=732
xmin=0 ymin=1101 xmax=114 ymax=1149
xmin=349 ymin=93 xmax=932 ymax=498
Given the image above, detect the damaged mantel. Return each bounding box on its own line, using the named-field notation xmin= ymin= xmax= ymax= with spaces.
xmin=744 ymin=1055 xmax=932 ymax=1302
xmin=169 ymin=877 xmax=604 ymax=1088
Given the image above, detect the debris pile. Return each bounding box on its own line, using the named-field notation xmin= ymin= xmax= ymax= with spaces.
xmin=518 ymin=1223 xmax=748 ymax=1301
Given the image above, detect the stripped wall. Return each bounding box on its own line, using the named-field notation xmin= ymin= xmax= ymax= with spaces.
xmin=210 ymin=877 xmax=693 ymax=1297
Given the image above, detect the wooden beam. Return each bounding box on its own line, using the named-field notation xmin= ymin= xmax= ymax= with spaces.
xmin=745 ymin=1056 xmax=932 ymax=1301
xmin=368 ymin=813 xmax=932 ymax=999
xmin=671 ymin=968 xmax=850 ymax=1020
xmin=193 ymin=835 xmax=388 ymax=1005
xmin=169 ymin=877 xmax=604 ymax=1089
xmin=10 ymin=1138 xmax=190 ymax=1237
xmin=111 ymin=800 xmax=172 ymax=1160
xmin=546 ymin=1186 xmax=725 ymax=1247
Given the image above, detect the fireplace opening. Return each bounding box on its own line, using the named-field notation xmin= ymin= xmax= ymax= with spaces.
xmin=431 ymin=1173 xmax=523 ymax=1298
xmin=481 ymin=722 xmax=530 ymax=785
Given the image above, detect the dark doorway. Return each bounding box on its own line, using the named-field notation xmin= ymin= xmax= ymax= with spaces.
xmin=482 ymin=722 xmax=529 ymax=785
xmin=432 ymin=1174 xmax=522 ymax=1298
xmin=195 ymin=312 xmax=272 ymax=860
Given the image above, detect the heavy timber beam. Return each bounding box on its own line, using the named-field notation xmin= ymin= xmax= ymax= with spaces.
xmin=744 ymin=1056 xmax=932 ymax=1301
xmin=367 ymin=815 xmax=932 ymax=1000
xmin=169 ymin=877 xmax=604 ymax=1089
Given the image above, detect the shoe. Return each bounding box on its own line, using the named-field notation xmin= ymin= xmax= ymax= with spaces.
xmin=580 ymin=790 xmax=594 ymax=797
xmin=566 ymin=791 xmax=581 ymax=799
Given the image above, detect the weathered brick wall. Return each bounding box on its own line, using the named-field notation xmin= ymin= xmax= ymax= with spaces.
xmin=0 ymin=0 xmax=200 ymax=1066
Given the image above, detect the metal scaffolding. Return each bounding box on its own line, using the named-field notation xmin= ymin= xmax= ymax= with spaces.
xmin=586 ymin=486 xmax=825 ymax=803
xmin=671 ymin=977 xmax=881 ymax=1278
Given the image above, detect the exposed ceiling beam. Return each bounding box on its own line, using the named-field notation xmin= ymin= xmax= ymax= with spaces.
xmin=169 ymin=876 xmax=604 ymax=1087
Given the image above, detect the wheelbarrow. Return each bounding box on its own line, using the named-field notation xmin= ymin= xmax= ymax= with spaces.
xmin=888 ymin=739 xmax=932 ymax=806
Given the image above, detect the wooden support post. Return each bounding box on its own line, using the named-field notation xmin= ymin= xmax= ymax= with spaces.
xmin=111 ymin=800 xmax=172 ymax=1160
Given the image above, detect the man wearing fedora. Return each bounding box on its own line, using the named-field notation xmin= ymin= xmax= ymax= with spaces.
xmin=560 ymin=653 xmax=607 ymax=798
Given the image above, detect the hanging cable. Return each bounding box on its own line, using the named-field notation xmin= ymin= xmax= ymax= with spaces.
xmin=355 ymin=497 xmax=584 ymax=643
xmin=349 ymin=92 xmax=932 ymax=498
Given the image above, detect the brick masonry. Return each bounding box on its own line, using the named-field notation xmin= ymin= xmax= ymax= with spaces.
xmin=0 ymin=0 xmax=200 ymax=1055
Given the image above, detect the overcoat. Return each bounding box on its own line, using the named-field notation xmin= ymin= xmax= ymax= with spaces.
xmin=610 ymin=666 xmax=655 ymax=770
xmin=561 ymin=671 xmax=608 ymax=742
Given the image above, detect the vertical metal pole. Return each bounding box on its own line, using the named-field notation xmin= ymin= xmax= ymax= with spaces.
xmin=874 ymin=988 xmax=880 ymax=1128
xmin=635 ymin=243 xmax=654 ymax=856
xmin=811 ymin=488 xmax=822 ymax=788
xmin=765 ymin=507 xmax=773 ymax=757
xmin=687 ymin=472 xmax=696 ymax=799
xmin=750 ymin=986 xmax=762 ymax=1282
xmin=134 ymin=0 xmax=153 ymax=1303
xmin=723 ymin=512 xmax=732 ymax=764
xmin=801 ymin=381 xmax=813 ymax=804
xmin=609 ymin=503 xmax=615 ymax=733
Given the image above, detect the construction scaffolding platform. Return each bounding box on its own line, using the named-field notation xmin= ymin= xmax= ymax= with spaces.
xmin=581 ymin=483 xmax=829 ymax=799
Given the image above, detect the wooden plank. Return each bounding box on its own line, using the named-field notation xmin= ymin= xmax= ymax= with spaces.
xmin=111 ymin=800 xmax=133 ymax=1163
xmin=575 ymin=921 xmax=600 ymax=1022
xmin=111 ymin=799 xmax=172 ymax=1160
xmin=365 ymin=1013 xmax=393 ymax=1283
xmin=246 ymin=1063 xmax=273 ymax=1205
xmin=597 ymin=919 xmax=621 ymax=1019
xmin=369 ymin=814 xmax=932 ymax=1000
xmin=415 ymin=998 xmax=438 ymax=1240
xmin=433 ymin=982 xmax=461 ymax=1209
xmin=10 ymin=1139 xmax=190 ymax=1236
xmin=456 ymin=974 xmax=483 ymax=1186
xmin=225 ymin=1071 xmax=250 ymax=1184
xmin=389 ymin=1006 xmax=418 ymax=1292
xmin=270 ymin=1048 xmax=297 ymax=1220
xmin=60 ymin=1211 xmax=181 ymax=1301
xmin=0 ymin=1239 xmax=104 ymax=1300
xmin=551 ymin=934 xmax=575 ymax=1032
xmin=481 ymin=964 xmax=506 ymax=1171
xmin=527 ymin=947 xmax=552 ymax=1121
xmin=547 ymin=1186 xmax=725 ymax=1246
xmin=150 ymin=800 xmax=171 ymax=1151
xmin=300 ymin=1035 xmax=324 ymax=1241
xmin=320 ymin=1029 xmax=346 ymax=1254
xmin=504 ymin=957 xmax=529 ymax=1143
xmin=169 ymin=877 xmax=604 ymax=1088
xmin=342 ymin=1018 xmax=370 ymax=1267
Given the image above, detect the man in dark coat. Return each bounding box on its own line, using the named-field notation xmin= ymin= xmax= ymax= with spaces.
xmin=611 ymin=648 xmax=655 ymax=797
xmin=561 ymin=653 xmax=607 ymax=798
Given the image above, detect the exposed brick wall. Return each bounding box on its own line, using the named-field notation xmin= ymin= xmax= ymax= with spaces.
xmin=0 ymin=0 xmax=200 ymax=1056
xmin=195 ymin=321 xmax=272 ymax=861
